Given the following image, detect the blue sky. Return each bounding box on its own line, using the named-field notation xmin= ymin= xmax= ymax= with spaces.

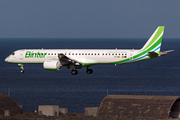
xmin=0 ymin=0 xmax=180 ymax=38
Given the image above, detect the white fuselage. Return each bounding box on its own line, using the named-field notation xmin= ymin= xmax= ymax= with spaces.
xmin=5 ymin=49 xmax=139 ymax=66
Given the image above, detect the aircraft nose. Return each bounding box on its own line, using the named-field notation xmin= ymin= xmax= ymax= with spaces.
xmin=5 ymin=58 xmax=8 ymax=62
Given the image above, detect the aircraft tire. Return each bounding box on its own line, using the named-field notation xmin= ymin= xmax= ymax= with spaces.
xmin=86 ymin=69 xmax=93 ymax=74
xmin=21 ymin=70 xmax=24 ymax=73
xmin=71 ymin=70 xmax=78 ymax=75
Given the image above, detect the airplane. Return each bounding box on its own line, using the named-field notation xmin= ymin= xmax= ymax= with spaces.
xmin=5 ymin=26 xmax=171 ymax=75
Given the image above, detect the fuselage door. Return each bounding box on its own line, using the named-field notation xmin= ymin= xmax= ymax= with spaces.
xmin=19 ymin=50 xmax=24 ymax=60
xmin=129 ymin=49 xmax=134 ymax=60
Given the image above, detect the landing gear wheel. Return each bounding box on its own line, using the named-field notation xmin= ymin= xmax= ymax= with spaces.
xmin=21 ymin=70 xmax=24 ymax=73
xmin=20 ymin=64 xmax=24 ymax=73
xmin=86 ymin=69 xmax=93 ymax=74
xmin=71 ymin=70 xmax=78 ymax=75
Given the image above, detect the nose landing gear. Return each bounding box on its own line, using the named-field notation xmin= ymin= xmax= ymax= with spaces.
xmin=21 ymin=69 xmax=24 ymax=73
xmin=19 ymin=64 xmax=24 ymax=73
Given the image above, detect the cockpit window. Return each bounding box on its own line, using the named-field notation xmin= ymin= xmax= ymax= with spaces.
xmin=11 ymin=52 xmax=15 ymax=55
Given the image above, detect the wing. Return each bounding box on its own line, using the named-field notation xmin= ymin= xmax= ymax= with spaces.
xmin=58 ymin=53 xmax=82 ymax=66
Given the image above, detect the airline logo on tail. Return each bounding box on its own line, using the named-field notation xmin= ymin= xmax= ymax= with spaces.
xmin=125 ymin=26 xmax=165 ymax=63
xmin=141 ymin=26 xmax=164 ymax=52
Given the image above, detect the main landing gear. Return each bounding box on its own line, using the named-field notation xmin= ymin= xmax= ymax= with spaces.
xmin=86 ymin=66 xmax=93 ymax=74
xmin=70 ymin=64 xmax=78 ymax=75
xmin=70 ymin=66 xmax=93 ymax=75
xmin=86 ymin=68 xmax=93 ymax=74
xmin=71 ymin=70 xmax=78 ymax=75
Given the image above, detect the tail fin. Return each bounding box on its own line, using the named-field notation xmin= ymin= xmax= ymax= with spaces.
xmin=141 ymin=26 xmax=165 ymax=52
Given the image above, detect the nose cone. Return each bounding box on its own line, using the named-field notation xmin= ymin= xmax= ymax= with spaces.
xmin=5 ymin=55 xmax=11 ymax=62
xmin=5 ymin=58 xmax=8 ymax=62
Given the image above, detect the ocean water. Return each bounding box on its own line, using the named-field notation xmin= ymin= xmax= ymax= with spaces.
xmin=0 ymin=38 xmax=180 ymax=113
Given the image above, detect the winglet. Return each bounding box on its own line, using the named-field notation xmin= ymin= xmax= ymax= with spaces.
xmin=141 ymin=26 xmax=165 ymax=52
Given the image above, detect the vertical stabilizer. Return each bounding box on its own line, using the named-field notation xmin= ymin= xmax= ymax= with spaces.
xmin=141 ymin=26 xmax=165 ymax=52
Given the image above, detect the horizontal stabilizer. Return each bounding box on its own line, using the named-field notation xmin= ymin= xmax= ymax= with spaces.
xmin=164 ymin=50 xmax=174 ymax=53
xmin=159 ymin=50 xmax=174 ymax=56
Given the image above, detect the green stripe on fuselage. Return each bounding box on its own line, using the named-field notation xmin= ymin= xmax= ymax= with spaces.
xmin=82 ymin=36 xmax=163 ymax=66
xmin=110 ymin=36 xmax=162 ymax=64
xmin=44 ymin=68 xmax=59 ymax=71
